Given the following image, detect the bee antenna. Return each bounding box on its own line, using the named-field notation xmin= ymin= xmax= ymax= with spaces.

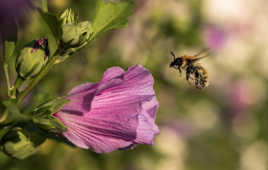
xmin=170 ymin=51 xmax=176 ymax=60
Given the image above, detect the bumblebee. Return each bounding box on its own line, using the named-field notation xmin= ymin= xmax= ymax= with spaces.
xmin=169 ymin=49 xmax=209 ymax=89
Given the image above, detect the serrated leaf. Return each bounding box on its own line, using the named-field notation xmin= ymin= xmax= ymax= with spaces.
xmin=92 ymin=0 xmax=133 ymax=38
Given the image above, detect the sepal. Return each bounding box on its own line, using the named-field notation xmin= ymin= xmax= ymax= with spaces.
xmin=33 ymin=115 xmax=67 ymax=133
xmin=30 ymin=97 xmax=69 ymax=133
xmin=32 ymin=97 xmax=69 ymax=117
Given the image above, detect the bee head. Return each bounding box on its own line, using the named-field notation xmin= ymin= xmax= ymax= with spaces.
xmin=169 ymin=58 xmax=183 ymax=68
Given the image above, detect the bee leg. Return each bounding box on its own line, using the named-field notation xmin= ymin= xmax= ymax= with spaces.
xmin=186 ymin=73 xmax=195 ymax=86
xmin=186 ymin=72 xmax=190 ymax=81
xmin=178 ymin=67 xmax=182 ymax=76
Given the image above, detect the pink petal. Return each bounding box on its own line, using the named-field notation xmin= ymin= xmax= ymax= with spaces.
xmin=54 ymin=65 xmax=159 ymax=153
xmin=55 ymin=111 xmax=137 ymax=153
xmin=99 ymin=67 xmax=125 ymax=83
xmin=134 ymin=110 xmax=160 ymax=145
xmin=142 ymin=97 xmax=159 ymax=119
xmin=68 ymin=82 xmax=97 ymax=96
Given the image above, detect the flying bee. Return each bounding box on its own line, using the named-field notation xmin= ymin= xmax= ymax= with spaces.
xmin=169 ymin=49 xmax=210 ymax=89
xmin=192 ymin=64 xmax=209 ymax=89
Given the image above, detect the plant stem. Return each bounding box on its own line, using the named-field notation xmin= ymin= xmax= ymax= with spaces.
xmin=16 ymin=54 xmax=58 ymax=104
xmin=13 ymin=77 xmax=24 ymax=89
xmin=8 ymin=77 xmax=24 ymax=99
xmin=3 ymin=63 xmax=11 ymax=97
xmin=41 ymin=0 xmax=48 ymax=12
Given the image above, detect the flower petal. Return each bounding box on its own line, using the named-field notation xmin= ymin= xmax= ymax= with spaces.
xmin=93 ymin=65 xmax=155 ymax=107
xmin=68 ymin=82 xmax=96 ymax=96
xmin=134 ymin=110 xmax=160 ymax=145
xmin=54 ymin=65 xmax=159 ymax=153
xmin=55 ymin=105 xmax=140 ymax=153
xmin=99 ymin=67 xmax=125 ymax=83
xmin=142 ymin=96 xmax=159 ymax=119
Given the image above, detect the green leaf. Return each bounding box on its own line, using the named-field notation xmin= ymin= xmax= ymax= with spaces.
xmin=4 ymin=41 xmax=16 ymax=63
xmin=92 ymin=0 xmax=133 ymax=38
xmin=37 ymin=9 xmax=62 ymax=42
xmin=16 ymin=9 xmax=60 ymax=57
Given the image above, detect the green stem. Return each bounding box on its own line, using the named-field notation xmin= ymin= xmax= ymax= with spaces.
xmin=14 ymin=77 xmax=24 ymax=89
xmin=9 ymin=77 xmax=24 ymax=99
xmin=1 ymin=35 xmax=11 ymax=97
xmin=16 ymin=55 xmax=58 ymax=105
xmin=41 ymin=0 xmax=48 ymax=12
xmin=3 ymin=63 xmax=11 ymax=97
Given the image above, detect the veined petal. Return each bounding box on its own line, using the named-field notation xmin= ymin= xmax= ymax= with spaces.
xmin=142 ymin=96 xmax=159 ymax=119
xmin=134 ymin=110 xmax=160 ymax=145
xmin=54 ymin=65 xmax=159 ymax=153
xmin=99 ymin=67 xmax=125 ymax=83
xmin=55 ymin=104 xmax=140 ymax=153
xmin=68 ymin=82 xmax=97 ymax=96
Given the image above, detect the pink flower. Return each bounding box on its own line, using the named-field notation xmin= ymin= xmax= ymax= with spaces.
xmin=203 ymin=25 xmax=227 ymax=51
xmin=54 ymin=65 xmax=160 ymax=153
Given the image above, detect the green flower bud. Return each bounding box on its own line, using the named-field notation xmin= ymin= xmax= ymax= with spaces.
xmin=33 ymin=115 xmax=67 ymax=133
xmin=59 ymin=8 xmax=75 ymax=25
xmin=61 ymin=21 xmax=92 ymax=48
xmin=77 ymin=21 xmax=92 ymax=47
xmin=16 ymin=47 xmax=47 ymax=79
xmin=2 ymin=127 xmax=46 ymax=159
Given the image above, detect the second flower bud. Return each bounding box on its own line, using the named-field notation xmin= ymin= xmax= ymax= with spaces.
xmin=15 ymin=38 xmax=49 ymax=80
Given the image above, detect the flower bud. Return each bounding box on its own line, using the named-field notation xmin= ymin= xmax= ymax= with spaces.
xmin=76 ymin=21 xmax=92 ymax=47
xmin=2 ymin=127 xmax=46 ymax=159
xmin=16 ymin=43 xmax=47 ymax=79
xmin=61 ymin=21 xmax=92 ymax=48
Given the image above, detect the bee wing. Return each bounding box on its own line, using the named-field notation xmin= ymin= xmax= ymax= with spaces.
xmin=192 ymin=48 xmax=211 ymax=62
xmin=192 ymin=55 xmax=209 ymax=62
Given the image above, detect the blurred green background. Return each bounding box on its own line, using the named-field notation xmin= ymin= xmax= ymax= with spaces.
xmin=1 ymin=0 xmax=268 ymax=170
